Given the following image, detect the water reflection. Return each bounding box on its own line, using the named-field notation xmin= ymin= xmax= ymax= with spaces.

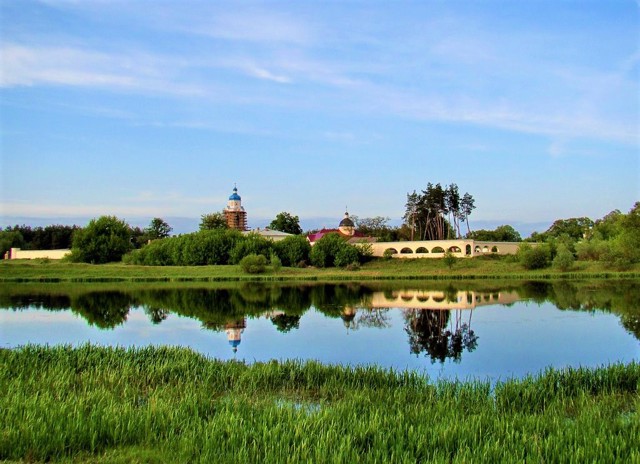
xmin=1 ymin=280 xmax=638 ymax=368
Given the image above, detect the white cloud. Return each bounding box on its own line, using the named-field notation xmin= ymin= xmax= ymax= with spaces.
xmin=0 ymin=43 xmax=206 ymax=96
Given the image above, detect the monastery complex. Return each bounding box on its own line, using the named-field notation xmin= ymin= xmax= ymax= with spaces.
xmin=227 ymin=186 xmax=522 ymax=259
xmin=6 ymin=185 xmax=521 ymax=260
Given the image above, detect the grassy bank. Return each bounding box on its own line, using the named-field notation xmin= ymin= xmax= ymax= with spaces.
xmin=2 ymin=257 xmax=639 ymax=283
xmin=1 ymin=345 xmax=638 ymax=463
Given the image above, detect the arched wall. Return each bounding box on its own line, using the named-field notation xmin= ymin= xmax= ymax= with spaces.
xmin=369 ymin=240 xmax=522 ymax=259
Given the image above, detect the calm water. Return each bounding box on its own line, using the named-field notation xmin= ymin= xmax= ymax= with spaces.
xmin=1 ymin=281 xmax=638 ymax=381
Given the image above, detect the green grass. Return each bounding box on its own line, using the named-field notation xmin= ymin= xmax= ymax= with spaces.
xmin=2 ymin=257 xmax=639 ymax=283
xmin=1 ymin=345 xmax=638 ymax=463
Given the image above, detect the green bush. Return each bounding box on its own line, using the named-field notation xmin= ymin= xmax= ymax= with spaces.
xmin=310 ymin=233 xmax=345 ymax=267
xmin=124 ymin=229 xmax=242 ymax=266
xmin=270 ymin=252 xmax=282 ymax=272
xmin=383 ymin=248 xmax=395 ymax=260
xmin=70 ymin=216 xmax=133 ymax=264
xmin=240 ymin=254 xmax=267 ymax=274
xmin=518 ymin=243 xmax=551 ymax=270
xmin=552 ymin=244 xmax=575 ymax=272
xmin=309 ymin=233 xmax=366 ymax=268
xmin=334 ymin=244 xmax=360 ymax=267
xmin=274 ymin=235 xmax=311 ymax=267
xmin=230 ymin=233 xmax=273 ymax=264
xmin=443 ymin=250 xmax=457 ymax=269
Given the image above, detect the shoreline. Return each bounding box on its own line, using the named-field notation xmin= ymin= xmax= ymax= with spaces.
xmin=1 ymin=259 xmax=639 ymax=283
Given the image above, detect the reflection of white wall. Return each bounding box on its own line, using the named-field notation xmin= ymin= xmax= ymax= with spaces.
xmin=9 ymin=248 xmax=70 ymax=260
xmin=368 ymin=290 xmax=520 ymax=310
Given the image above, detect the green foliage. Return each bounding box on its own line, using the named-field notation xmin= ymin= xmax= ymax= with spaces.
xmin=268 ymin=211 xmax=303 ymax=235
xmin=351 ymin=216 xmax=394 ymax=241
xmin=443 ymin=250 xmax=457 ymax=269
xmin=199 ymin=211 xmax=228 ymax=231
xmin=518 ymin=243 xmax=551 ymax=270
xmin=1 ymin=225 xmax=79 ymax=254
xmin=310 ymin=233 xmax=364 ymax=268
xmin=146 ymin=217 xmax=172 ymax=240
xmin=573 ymin=203 xmax=640 ymax=269
xmin=0 ymin=230 xmax=24 ymax=258
xmin=239 ymin=254 xmax=267 ymax=274
xmin=125 ymin=229 xmax=242 ymax=266
xmin=230 ymin=233 xmax=274 ymax=264
xmin=468 ymin=225 xmax=522 ymax=242
xmin=334 ymin=243 xmax=360 ymax=267
xmin=273 ymin=235 xmax=311 ymax=267
xmin=552 ymin=244 xmax=575 ymax=272
xmin=270 ymin=252 xmax=282 ymax=272
xmin=533 ymin=217 xmax=594 ymax=243
xmin=405 ymin=183 xmax=474 ymax=240
xmin=70 ymin=216 xmax=133 ymax=264
xmin=383 ymin=248 xmax=395 ymax=260
xmin=310 ymin=233 xmax=344 ymax=267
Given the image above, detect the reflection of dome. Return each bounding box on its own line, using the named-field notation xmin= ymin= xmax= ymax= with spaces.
xmin=225 ymin=318 xmax=246 ymax=353
xmin=341 ymin=306 xmax=357 ymax=329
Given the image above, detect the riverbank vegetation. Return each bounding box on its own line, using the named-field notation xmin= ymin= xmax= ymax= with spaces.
xmin=2 ymin=255 xmax=639 ymax=283
xmin=1 ymin=345 xmax=638 ymax=463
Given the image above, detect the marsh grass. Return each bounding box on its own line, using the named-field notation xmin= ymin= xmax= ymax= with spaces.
xmin=1 ymin=345 xmax=638 ymax=463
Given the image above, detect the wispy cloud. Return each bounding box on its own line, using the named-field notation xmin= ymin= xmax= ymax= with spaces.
xmin=0 ymin=43 xmax=206 ymax=96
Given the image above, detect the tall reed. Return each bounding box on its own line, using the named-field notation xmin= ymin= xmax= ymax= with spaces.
xmin=1 ymin=345 xmax=638 ymax=463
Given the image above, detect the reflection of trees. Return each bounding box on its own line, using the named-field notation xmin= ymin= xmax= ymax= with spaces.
xmin=2 ymin=280 xmax=638 ymax=343
xmin=143 ymin=305 xmax=169 ymax=324
xmin=356 ymin=309 xmax=391 ymax=329
xmin=270 ymin=313 xmax=301 ymax=333
xmin=404 ymin=309 xmax=478 ymax=363
xmin=71 ymin=291 xmax=133 ymax=329
xmin=312 ymin=284 xmax=373 ymax=317
xmin=517 ymin=281 xmax=552 ymax=303
xmin=0 ymin=293 xmax=71 ymax=311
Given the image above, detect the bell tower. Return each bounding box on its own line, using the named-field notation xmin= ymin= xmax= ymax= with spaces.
xmin=224 ymin=185 xmax=248 ymax=231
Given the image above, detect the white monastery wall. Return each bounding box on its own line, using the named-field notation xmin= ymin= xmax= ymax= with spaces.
xmin=8 ymin=248 xmax=71 ymax=260
xmin=368 ymin=239 xmax=522 ymax=258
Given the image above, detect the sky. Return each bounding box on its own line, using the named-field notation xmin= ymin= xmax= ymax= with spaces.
xmin=1 ymin=0 xmax=639 ymax=236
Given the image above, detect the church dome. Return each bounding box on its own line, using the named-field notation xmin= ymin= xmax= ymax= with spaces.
xmin=339 ymin=212 xmax=354 ymax=228
xmin=229 ymin=186 xmax=241 ymax=201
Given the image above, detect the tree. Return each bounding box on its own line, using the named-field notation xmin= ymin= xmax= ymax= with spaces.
xmin=351 ymin=216 xmax=393 ymax=241
xmin=0 ymin=230 xmax=25 ymax=258
xmin=70 ymin=216 xmax=133 ymax=264
xmin=268 ymin=212 xmax=302 ymax=235
xmin=200 ymin=212 xmax=228 ymax=231
xmin=404 ymin=183 xmax=471 ymax=241
xmin=460 ymin=192 xmax=476 ymax=236
xmin=273 ymin=235 xmax=311 ymax=267
xmin=146 ymin=218 xmax=172 ymax=240
xmin=468 ymin=225 xmax=521 ymax=242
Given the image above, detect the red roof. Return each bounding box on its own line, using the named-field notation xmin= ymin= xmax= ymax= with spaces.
xmin=307 ymin=229 xmax=365 ymax=243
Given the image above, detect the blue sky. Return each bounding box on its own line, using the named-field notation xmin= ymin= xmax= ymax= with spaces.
xmin=1 ymin=0 xmax=638 ymax=235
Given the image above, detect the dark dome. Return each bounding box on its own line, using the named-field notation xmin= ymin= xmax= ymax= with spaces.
xmin=339 ymin=217 xmax=355 ymax=227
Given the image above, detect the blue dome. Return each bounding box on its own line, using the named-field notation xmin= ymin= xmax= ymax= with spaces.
xmin=229 ymin=187 xmax=241 ymax=201
xmin=229 ymin=340 xmax=241 ymax=348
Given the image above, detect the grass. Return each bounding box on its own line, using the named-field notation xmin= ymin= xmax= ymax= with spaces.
xmin=1 ymin=345 xmax=638 ymax=463
xmin=1 ymin=256 xmax=639 ymax=283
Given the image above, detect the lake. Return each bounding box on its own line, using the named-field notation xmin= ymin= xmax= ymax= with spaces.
xmin=1 ymin=280 xmax=638 ymax=381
